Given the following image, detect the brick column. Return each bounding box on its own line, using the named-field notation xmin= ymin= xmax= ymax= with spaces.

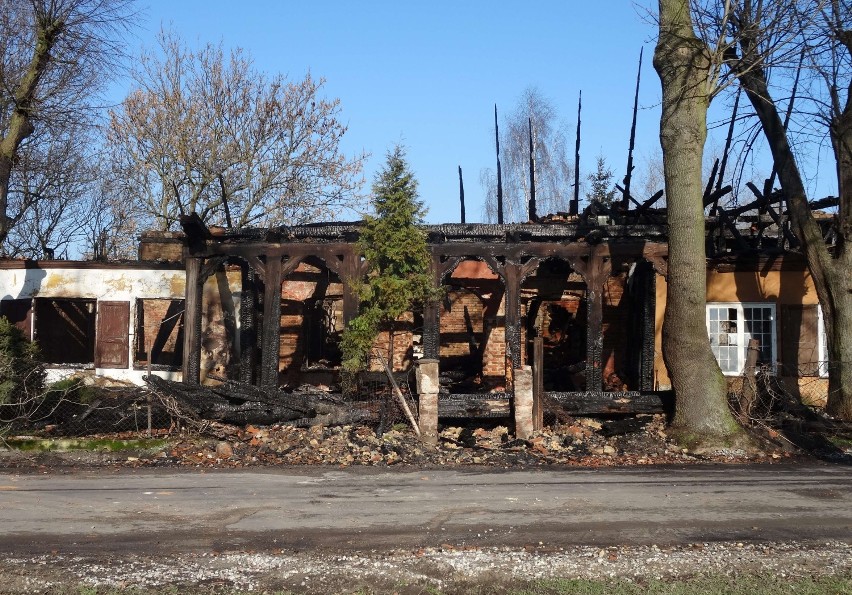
xmin=514 ymin=366 xmax=534 ymax=439
xmin=415 ymin=358 xmax=439 ymax=445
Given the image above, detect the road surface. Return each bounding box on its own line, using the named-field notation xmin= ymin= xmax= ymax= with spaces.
xmin=0 ymin=464 xmax=850 ymax=555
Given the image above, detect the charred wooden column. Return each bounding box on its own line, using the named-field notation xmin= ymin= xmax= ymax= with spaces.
xmin=182 ymin=257 xmax=203 ymax=385
xmin=579 ymin=247 xmax=612 ymax=392
xmin=639 ymin=263 xmax=657 ymax=391
xmin=422 ymin=252 xmax=442 ymax=360
xmin=260 ymin=256 xmax=283 ymax=388
xmin=239 ymin=263 xmax=258 ymax=385
xmin=503 ymin=263 xmax=522 ymax=390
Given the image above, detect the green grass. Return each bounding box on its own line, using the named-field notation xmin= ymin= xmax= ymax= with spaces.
xmin=5 ymin=437 xmax=167 ymax=452
xmin=508 ymin=575 xmax=852 ymax=595
xmin=39 ymin=574 xmax=852 ymax=595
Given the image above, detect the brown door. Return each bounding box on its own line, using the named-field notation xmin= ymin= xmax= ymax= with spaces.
xmin=96 ymin=301 xmax=130 ymax=369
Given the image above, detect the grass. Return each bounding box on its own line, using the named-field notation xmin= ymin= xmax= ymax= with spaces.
xmin=4 ymin=437 xmax=167 ymax=452
xmin=34 ymin=574 xmax=852 ymax=595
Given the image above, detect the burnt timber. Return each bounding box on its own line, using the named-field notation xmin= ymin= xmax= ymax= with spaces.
xmin=179 ymin=216 xmax=669 ymax=418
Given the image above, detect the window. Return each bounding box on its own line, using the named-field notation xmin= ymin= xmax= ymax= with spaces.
xmin=818 ymin=306 xmax=828 ymax=378
xmin=33 ymin=298 xmax=97 ymax=365
xmin=707 ymin=303 xmax=776 ymax=375
xmin=135 ymin=299 xmax=184 ymax=369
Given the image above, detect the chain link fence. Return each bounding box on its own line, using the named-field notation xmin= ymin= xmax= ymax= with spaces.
xmin=727 ymin=361 xmax=836 ymax=424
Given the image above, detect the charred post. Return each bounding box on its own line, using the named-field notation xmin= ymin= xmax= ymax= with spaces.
xmin=458 ymin=165 xmax=466 ymax=224
xmin=495 ymin=104 xmax=504 ymax=224
xmin=622 ymin=47 xmax=643 ymax=211
xmin=528 ymin=117 xmax=537 ymax=222
xmin=571 ymin=91 xmax=582 ymax=216
xmin=260 ymin=257 xmax=283 ymax=388
xmin=182 ymin=257 xmax=203 ymax=385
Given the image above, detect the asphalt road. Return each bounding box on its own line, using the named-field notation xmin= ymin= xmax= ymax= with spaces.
xmin=1 ymin=464 xmax=850 ymax=555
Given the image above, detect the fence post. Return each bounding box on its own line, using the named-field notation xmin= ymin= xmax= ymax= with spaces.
xmin=741 ymin=338 xmax=761 ymax=419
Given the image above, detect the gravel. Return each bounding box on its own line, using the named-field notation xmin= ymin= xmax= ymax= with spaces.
xmin=1 ymin=540 xmax=851 ymax=593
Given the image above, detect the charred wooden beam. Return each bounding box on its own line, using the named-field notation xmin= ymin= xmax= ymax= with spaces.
xmin=569 ymin=246 xmax=611 ymax=392
xmin=639 ymin=263 xmax=657 ymax=391
xmin=571 ymin=91 xmax=582 ymax=216
xmin=239 ymin=264 xmax=258 ymax=384
xmin=503 ymin=262 xmax=523 ymax=389
xmin=544 ymin=391 xmax=673 ymax=416
xmin=422 ymin=253 xmax=442 ymax=360
xmin=182 ymin=257 xmax=203 ymax=385
xmin=703 ymin=158 xmax=720 ymax=205
xmin=622 ymin=46 xmax=643 ymax=211
xmin=458 ymin=165 xmax=466 ymax=224
xmin=260 ymin=257 xmax=283 ymax=388
xmin=495 ymin=104 xmax=504 ymax=224
xmin=809 ymin=196 xmax=840 ymax=210
xmin=528 ymin=117 xmax=538 ymax=222
xmin=745 ymin=182 xmax=800 ymax=247
xmin=703 ymin=185 xmax=733 ymax=208
xmin=180 ymin=212 xmax=212 ymax=255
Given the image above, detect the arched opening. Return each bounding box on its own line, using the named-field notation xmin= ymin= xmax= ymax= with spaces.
xmin=523 ymin=258 xmax=587 ymax=391
xmin=439 ymin=258 xmax=505 ymax=392
xmin=279 ymin=256 xmax=344 ymax=387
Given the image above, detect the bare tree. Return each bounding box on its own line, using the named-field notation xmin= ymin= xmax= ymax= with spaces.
xmin=654 ymin=0 xmax=750 ymax=448
xmin=107 ymin=30 xmax=367 ymax=231
xmin=0 ymin=0 xmax=135 ymax=253
xmin=482 ymin=88 xmax=574 ymax=222
xmin=3 ymin=121 xmax=103 ymax=259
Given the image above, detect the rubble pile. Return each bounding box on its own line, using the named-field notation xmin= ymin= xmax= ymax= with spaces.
xmin=124 ymin=414 xmax=791 ymax=469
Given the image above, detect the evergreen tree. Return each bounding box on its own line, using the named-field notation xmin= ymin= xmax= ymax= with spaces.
xmin=340 ymin=146 xmax=435 ymax=378
xmin=586 ymin=155 xmax=617 ymax=206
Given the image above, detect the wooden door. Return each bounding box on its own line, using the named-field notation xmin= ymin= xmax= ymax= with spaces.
xmin=96 ymin=301 xmax=130 ymax=369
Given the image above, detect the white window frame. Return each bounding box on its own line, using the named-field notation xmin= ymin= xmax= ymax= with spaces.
xmin=706 ymin=302 xmax=777 ymax=376
xmin=818 ymin=305 xmax=828 ymax=378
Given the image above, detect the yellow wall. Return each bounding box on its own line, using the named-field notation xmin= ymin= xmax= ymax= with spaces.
xmin=654 ymin=267 xmax=818 ymax=389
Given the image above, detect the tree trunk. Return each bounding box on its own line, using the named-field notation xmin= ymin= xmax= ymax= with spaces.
xmin=734 ymin=51 xmax=852 ymax=420
xmin=0 ymin=16 xmax=62 ymax=249
xmin=827 ymin=103 xmax=852 ymax=419
xmin=654 ymin=0 xmax=747 ymax=447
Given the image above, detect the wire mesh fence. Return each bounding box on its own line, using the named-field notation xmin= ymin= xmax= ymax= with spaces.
xmin=2 ymin=353 xmax=422 ymax=439
xmin=1 ymin=383 xmax=173 ymax=438
xmin=346 ymin=351 xmax=419 ymax=435
xmin=727 ymin=361 xmax=835 ymax=425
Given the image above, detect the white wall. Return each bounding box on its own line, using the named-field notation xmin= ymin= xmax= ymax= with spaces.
xmin=1 ymin=264 xmax=241 ymax=386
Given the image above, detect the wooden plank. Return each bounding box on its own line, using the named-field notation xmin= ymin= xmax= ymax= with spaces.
xmin=95 ymin=301 xmax=130 ymax=369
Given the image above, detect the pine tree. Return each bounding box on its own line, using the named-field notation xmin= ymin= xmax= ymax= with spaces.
xmin=340 ymin=146 xmax=435 ymax=377
xmin=586 ymin=155 xmax=617 ymax=206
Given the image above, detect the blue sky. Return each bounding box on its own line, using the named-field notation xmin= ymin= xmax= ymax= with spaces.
xmin=114 ymin=1 xmax=832 ymax=223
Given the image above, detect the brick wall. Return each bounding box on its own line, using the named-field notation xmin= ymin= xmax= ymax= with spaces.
xmin=138 ymin=232 xmax=184 ymax=262
xmin=135 ymin=298 xmax=183 ymax=367
xmin=277 ymin=262 xmax=343 ymax=380
xmin=440 ymin=289 xmax=486 ymax=360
